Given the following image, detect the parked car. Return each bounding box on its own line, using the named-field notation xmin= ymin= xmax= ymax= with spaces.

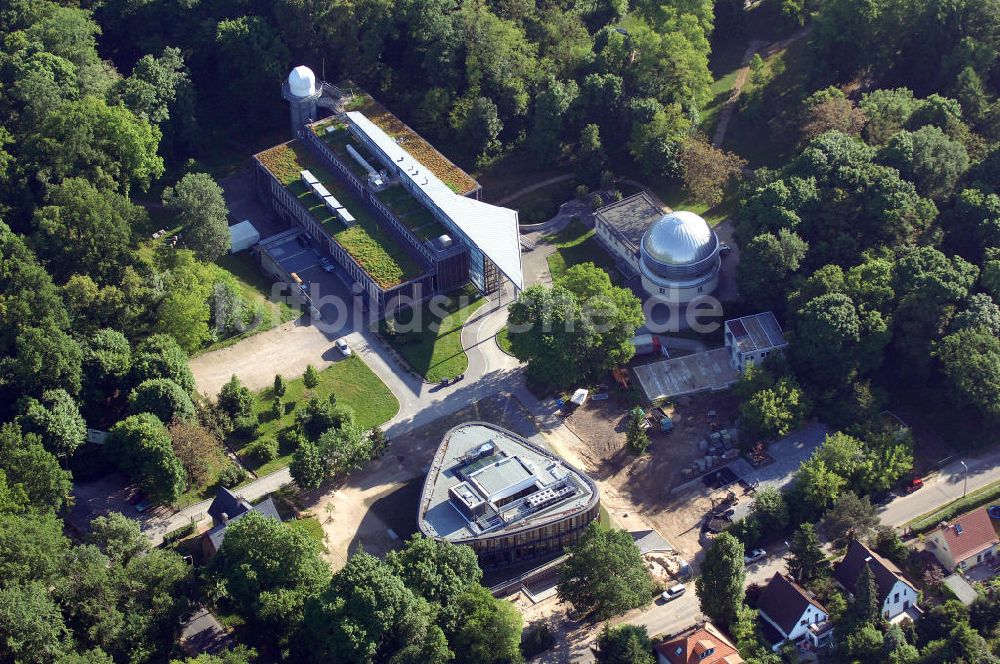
xmin=319 ymin=256 xmax=336 ymax=273
xmin=744 ymin=548 xmax=766 ymax=565
xmin=719 ymin=243 xmax=732 ymax=257
xmin=661 ymin=583 xmax=686 ymax=603
xmin=905 ymin=477 xmax=924 ymax=493
xmin=335 ymin=338 xmax=352 ymax=357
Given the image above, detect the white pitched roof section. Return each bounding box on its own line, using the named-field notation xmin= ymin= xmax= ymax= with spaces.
xmin=345 ymin=111 xmax=524 ymax=290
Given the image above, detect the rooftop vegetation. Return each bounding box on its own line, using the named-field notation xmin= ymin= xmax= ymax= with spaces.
xmin=257 ymin=141 xmax=424 ymax=288
xmin=337 ymin=93 xmax=479 ymax=195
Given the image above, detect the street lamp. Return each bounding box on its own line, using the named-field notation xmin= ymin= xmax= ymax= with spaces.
xmin=960 ymin=460 xmax=969 ymax=498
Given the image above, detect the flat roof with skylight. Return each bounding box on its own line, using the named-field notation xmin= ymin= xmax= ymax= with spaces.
xmin=419 ymin=423 xmax=598 ymax=543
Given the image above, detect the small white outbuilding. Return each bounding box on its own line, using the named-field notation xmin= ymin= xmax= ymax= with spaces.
xmin=228 ymin=220 xmax=260 ymax=253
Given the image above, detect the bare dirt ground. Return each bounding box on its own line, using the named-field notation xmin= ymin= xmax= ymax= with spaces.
xmin=560 ymin=390 xmax=741 ymax=559
xmin=298 ymin=392 xmax=540 ymax=570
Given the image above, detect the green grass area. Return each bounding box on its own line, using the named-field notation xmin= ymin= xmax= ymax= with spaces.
xmin=379 ymin=286 xmax=487 ymax=382
xmin=289 ymin=516 xmax=326 ymax=549
xmin=649 ymin=179 xmax=735 ymax=228
xmin=258 ymin=141 xmax=424 ymax=288
xmin=196 ymin=253 xmax=301 ymax=355
xmin=234 ymin=357 xmax=399 ymax=475
xmin=544 ymin=219 xmax=619 ymax=281
xmin=173 ymin=454 xmax=240 ymax=510
xmin=509 ymin=178 xmax=579 ymax=225
xmin=722 ymin=35 xmax=814 ymax=168
xmin=700 ymin=66 xmax=742 ymax=138
xmin=375 ymin=186 xmax=447 ymax=240
xmin=496 ymin=326 xmax=513 ymax=354
xmin=909 ymin=478 xmax=1000 ymax=534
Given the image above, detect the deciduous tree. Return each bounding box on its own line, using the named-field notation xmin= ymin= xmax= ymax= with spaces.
xmin=128 ymin=378 xmax=196 ymax=424
xmin=162 ymin=173 xmax=230 ymax=261
xmin=17 ymin=389 xmax=86 ymax=457
xmin=105 ymin=414 xmax=186 ymax=504
xmin=679 ymin=134 xmax=746 ymax=207
xmin=594 ymin=624 xmax=655 ymax=664
xmin=558 ymin=522 xmax=653 ymax=619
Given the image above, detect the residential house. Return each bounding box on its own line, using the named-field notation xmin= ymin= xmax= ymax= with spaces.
xmin=654 ymin=622 xmax=744 ymax=664
xmin=756 ymin=573 xmax=833 ymax=652
xmin=926 ymin=507 xmax=999 ymax=572
xmin=202 ymin=487 xmax=281 ymax=557
xmin=834 ymin=539 xmax=919 ymax=622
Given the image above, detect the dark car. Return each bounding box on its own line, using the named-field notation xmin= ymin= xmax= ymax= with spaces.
xmin=719 ymin=243 xmax=732 ymax=257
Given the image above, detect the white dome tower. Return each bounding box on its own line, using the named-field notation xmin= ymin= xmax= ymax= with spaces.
xmin=282 ymin=65 xmax=321 ymax=134
xmin=639 ymin=211 xmax=721 ymax=303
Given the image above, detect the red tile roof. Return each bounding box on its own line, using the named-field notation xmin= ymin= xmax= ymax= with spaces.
xmin=935 ymin=507 xmax=999 ymax=563
xmin=655 ymin=623 xmax=744 ymax=664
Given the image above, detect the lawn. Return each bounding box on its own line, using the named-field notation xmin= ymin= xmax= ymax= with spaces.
xmin=173 ymin=454 xmax=241 ymax=510
xmin=721 ymin=35 xmax=814 ymax=168
xmin=379 ymin=286 xmax=487 ymax=382
xmin=508 ymin=178 xmax=579 ymax=225
xmin=544 ymin=219 xmax=619 ymax=281
xmin=234 ymin=357 xmax=399 ymax=475
xmin=648 ymin=179 xmax=735 ymax=228
xmin=257 ymin=141 xmax=424 ymax=288
xmin=196 ymin=253 xmax=301 ymax=355
xmin=496 ymin=326 xmax=513 ymax=354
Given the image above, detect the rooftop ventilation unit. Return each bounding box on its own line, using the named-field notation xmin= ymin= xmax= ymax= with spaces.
xmin=346 ymin=144 xmax=380 ymax=179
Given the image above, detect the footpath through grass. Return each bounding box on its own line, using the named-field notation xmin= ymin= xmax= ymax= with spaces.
xmin=379 ymin=286 xmax=487 ymax=382
xmin=545 ymin=219 xmax=618 ymax=280
xmin=234 ymin=357 xmax=399 ymax=476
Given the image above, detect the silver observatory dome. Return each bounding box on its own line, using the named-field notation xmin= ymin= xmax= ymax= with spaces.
xmin=639 ymin=211 xmax=719 ymax=279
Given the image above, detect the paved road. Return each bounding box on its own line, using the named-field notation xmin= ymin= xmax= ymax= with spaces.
xmin=562 ymin=547 xmax=790 ymax=663
xmin=879 ymin=447 xmax=1000 ymax=527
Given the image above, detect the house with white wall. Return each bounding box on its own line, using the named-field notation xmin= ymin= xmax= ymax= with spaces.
xmin=926 ymin=507 xmax=999 ymax=572
xmin=756 ymin=573 xmax=833 ymax=651
xmin=834 ymin=540 xmax=919 ymax=622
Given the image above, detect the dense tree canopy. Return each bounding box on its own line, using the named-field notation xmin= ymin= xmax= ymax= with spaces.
xmin=558 ymin=522 xmax=653 ymax=619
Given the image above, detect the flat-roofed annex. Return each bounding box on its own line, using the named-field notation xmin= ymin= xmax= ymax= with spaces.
xmin=418 ymin=422 xmax=599 ymax=543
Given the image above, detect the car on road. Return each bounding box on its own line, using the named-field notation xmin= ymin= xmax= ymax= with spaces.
xmin=319 ymin=256 xmax=336 ymax=273
xmin=905 ymin=477 xmax=924 ymax=493
xmin=335 ymin=338 xmax=352 ymax=357
xmin=744 ymin=548 xmax=767 ymax=565
xmin=661 ymin=583 xmax=686 ymax=603
xmin=719 ymin=243 xmax=732 ymax=257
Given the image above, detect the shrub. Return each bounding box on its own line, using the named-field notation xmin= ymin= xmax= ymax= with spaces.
xmin=270 ymin=398 xmax=283 ymax=420
xmin=231 ymin=415 xmax=259 ymax=440
xmin=218 ymin=375 xmax=254 ymax=420
xmin=303 ymin=364 xmax=319 ymax=388
xmin=217 ymin=465 xmax=248 ymax=488
xmin=128 ymin=378 xmax=196 ymax=424
xmin=278 ymin=428 xmax=307 ymax=453
xmin=521 ymin=624 xmax=555 ymax=659
xmin=244 ymin=438 xmax=278 ymax=464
